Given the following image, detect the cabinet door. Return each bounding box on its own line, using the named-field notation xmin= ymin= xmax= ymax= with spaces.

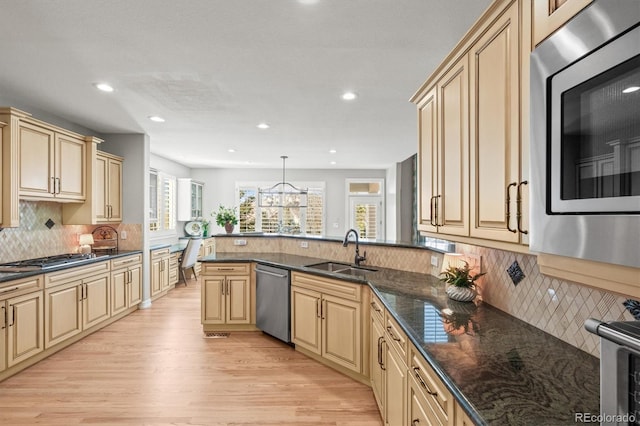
xmin=409 ymin=376 xmax=439 ymax=426
xmin=418 ymin=87 xmax=438 ymax=233
xmin=322 ymin=294 xmax=361 ymax=373
xmin=111 ymin=270 xmax=128 ymax=316
xmin=437 ymin=56 xmax=469 ymax=236
xmin=385 ymin=344 xmax=407 ymax=426
xmin=18 ymin=122 xmax=55 ymax=198
xmin=291 ymin=286 xmax=321 ymax=355
xmin=202 ymin=277 xmax=225 ymax=324
xmin=83 ymin=273 xmax=110 ymax=329
xmin=7 ymin=291 xmax=44 ymax=367
xmin=55 ymin=133 xmax=85 ymax=200
xmin=533 ymin=0 xmax=592 ymax=46
xmin=95 ymin=154 xmax=109 ymax=221
xmin=128 ymin=265 xmax=142 ymax=307
xmin=107 ymin=158 xmax=122 ymax=221
xmin=370 ymin=315 xmax=386 ymax=414
xmin=160 ymin=258 xmax=170 ymax=291
xmin=151 ymin=258 xmax=162 ymax=296
xmin=45 ymin=280 xmax=82 ymax=348
xmin=0 ymin=303 xmax=7 ymax=372
xmin=469 ymin=2 xmax=521 ymax=243
xmin=226 ymin=276 xmax=250 ymax=324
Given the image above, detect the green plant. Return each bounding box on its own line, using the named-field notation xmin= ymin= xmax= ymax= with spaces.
xmin=439 ymin=261 xmax=486 ymax=289
xmin=213 ymin=205 xmax=238 ymax=226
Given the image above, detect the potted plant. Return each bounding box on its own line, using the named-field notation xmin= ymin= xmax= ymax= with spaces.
xmin=213 ymin=205 xmax=238 ymax=234
xmin=439 ymin=260 xmax=485 ymax=302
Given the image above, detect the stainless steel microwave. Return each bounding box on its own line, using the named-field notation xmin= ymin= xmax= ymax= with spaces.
xmin=530 ymin=0 xmax=640 ymax=268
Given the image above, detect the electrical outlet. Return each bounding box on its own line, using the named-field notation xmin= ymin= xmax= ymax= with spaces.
xmin=300 ymin=241 xmax=309 ymax=248
xmin=234 ymin=239 xmax=247 ymax=246
xmin=121 ymin=230 xmax=127 ymax=240
xmin=430 ymin=255 xmax=439 ymax=267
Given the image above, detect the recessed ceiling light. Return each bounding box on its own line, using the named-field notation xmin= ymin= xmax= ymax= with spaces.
xmin=330 ymin=161 xmax=337 ymax=165
xmin=94 ymin=83 xmax=114 ymax=93
xmin=623 ymin=86 xmax=640 ymax=94
xmin=257 ymin=123 xmax=270 ymax=129
xmin=341 ymin=92 xmax=357 ymax=101
xmin=148 ymin=116 xmax=165 ymax=123
xmin=228 ymin=148 xmax=236 ymax=153
xmin=298 ymin=0 xmax=319 ymax=4
xmin=329 ymin=149 xmax=337 ymax=154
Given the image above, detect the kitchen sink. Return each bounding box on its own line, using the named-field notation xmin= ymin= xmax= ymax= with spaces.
xmin=305 ymin=261 xmax=378 ymax=276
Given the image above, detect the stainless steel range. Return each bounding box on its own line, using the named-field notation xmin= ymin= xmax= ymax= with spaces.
xmin=0 ymin=253 xmax=98 ymax=272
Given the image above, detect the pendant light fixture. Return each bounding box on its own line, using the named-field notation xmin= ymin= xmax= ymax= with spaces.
xmin=258 ymin=156 xmax=308 ymax=208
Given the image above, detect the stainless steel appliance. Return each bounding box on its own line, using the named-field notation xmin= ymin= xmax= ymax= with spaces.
xmin=255 ymin=263 xmax=291 ymax=343
xmin=530 ymin=0 xmax=640 ymax=268
xmin=586 ymin=319 xmax=640 ymax=425
xmin=0 ymin=253 xmax=97 ymax=272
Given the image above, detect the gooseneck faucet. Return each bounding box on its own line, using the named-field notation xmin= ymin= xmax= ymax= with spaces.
xmin=343 ymin=228 xmax=367 ymax=266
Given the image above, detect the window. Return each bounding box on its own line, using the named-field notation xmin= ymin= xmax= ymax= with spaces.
xmin=149 ymin=169 xmax=177 ymax=232
xmin=237 ymin=182 xmax=324 ymax=234
xmin=346 ymin=179 xmax=385 ymax=240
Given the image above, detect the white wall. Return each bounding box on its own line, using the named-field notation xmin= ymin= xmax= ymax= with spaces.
xmin=191 ymin=167 xmax=387 ymax=237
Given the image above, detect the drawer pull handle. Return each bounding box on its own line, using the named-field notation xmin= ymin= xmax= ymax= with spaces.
xmin=413 ymin=367 xmax=437 ymax=396
xmin=506 ymin=182 xmax=518 ymax=233
xmin=370 ymin=302 xmax=382 ymax=313
xmin=1 ymin=306 xmax=5 ymax=329
xmin=377 ymin=336 xmax=386 ymax=370
xmin=0 ymin=286 xmax=20 ymax=295
xmin=386 ymin=326 xmax=402 ymax=342
xmin=412 ymin=420 xmax=420 ymax=426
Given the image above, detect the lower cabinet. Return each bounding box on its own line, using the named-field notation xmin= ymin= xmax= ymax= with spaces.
xmin=169 ymin=252 xmax=179 ymax=286
xmin=291 ymin=272 xmax=363 ymax=375
xmin=44 ymin=261 xmax=111 ymax=349
xmin=150 ymin=247 xmax=170 ymax=298
xmin=201 ymin=263 xmax=251 ymax=325
xmin=0 ymin=276 xmax=45 ymax=371
xmin=110 ymin=254 xmax=142 ymax=316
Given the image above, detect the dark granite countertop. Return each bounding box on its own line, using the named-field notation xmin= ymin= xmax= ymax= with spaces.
xmin=0 ymin=250 xmax=143 ymax=284
xmin=202 ymin=252 xmax=600 ymax=425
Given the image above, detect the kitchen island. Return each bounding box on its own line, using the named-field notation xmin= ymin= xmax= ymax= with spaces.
xmin=202 ymin=252 xmax=600 ymax=426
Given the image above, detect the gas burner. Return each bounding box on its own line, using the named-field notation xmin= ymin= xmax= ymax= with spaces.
xmin=0 ymin=253 xmax=96 ymax=270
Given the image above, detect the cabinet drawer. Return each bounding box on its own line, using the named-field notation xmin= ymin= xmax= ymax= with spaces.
xmin=44 ymin=261 xmax=110 ymax=288
xmin=410 ymin=344 xmax=452 ymax=423
xmin=110 ymin=254 xmax=142 ymax=270
xmin=169 ymin=252 xmax=179 ymax=268
xmin=385 ymin=313 xmax=408 ymax=361
xmin=202 ymin=263 xmax=250 ymax=275
xmin=291 ymin=272 xmax=361 ymax=302
xmin=370 ymin=293 xmax=385 ymax=325
xmin=151 ymin=247 xmax=170 ymax=259
xmin=0 ymin=275 xmax=44 ymax=300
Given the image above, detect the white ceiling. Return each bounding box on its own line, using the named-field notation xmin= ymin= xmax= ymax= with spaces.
xmin=0 ymin=0 xmax=491 ymax=170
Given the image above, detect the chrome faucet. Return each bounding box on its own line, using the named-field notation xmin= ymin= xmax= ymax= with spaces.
xmin=343 ymin=228 xmax=366 ymax=266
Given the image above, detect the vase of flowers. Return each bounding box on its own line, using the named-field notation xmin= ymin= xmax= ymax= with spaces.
xmin=213 ymin=205 xmax=238 ymax=234
xmin=439 ymin=260 xmax=485 ymax=302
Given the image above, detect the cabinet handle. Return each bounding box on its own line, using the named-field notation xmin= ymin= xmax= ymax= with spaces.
xmin=1 ymin=306 xmax=6 ymax=329
xmin=9 ymin=305 xmax=15 ymax=327
xmin=429 ymin=196 xmax=436 ymax=226
xmin=217 ymin=267 xmax=235 ymax=271
xmin=84 ymin=283 xmax=88 ymax=300
xmin=506 ymin=182 xmax=518 ymax=233
xmin=50 ymin=176 xmax=55 ymax=194
xmin=225 ymin=281 xmax=229 ymax=295
xmin=412 ymin=419 xmax=420 ymax=426
xmin=221 ymin=279 xmax=225 ymax=296
xmin=434 ymin=194 xmax=441 ymax=226
xmin=321 ymin=300 xmax=326 ymax=320
xmin=413 ymin=366 xmax=437 ymax=396
xmin=316 ymin=299 xmax=321 ymax=318
xmin=128 ymin=270 xmax=132 ymax=284
xmin=517 ymin=181 xmax=528 ymax=235
xmin=386 ymin=326 xmax=401 ymax=342
xmin=56 ymin=177 xmax=61 ymax=194
xmin=377 ymin=336 xmax=386 ymax=371
xmin=0 ymin=287 xmax=20 ymax=295
xmin=370 ymin=302 xmax=382 ymax=313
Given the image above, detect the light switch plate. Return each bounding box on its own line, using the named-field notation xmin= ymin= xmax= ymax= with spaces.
xmin=233 ymin=239 xmax=247 ymax=246
xmin=300 ymin=241 xmax=309 ymax=248
xmin=430 ymin=256 xmax=439 ymax=267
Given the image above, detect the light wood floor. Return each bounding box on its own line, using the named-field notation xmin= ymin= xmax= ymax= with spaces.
xmin=0 ymin=278 xmax=383 ymax=425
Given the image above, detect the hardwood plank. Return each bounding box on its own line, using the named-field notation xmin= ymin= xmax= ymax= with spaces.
xmin=0 ymin=278 xmax=382 ymax=425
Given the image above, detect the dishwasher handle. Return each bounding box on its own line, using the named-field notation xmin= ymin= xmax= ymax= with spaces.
xmin=255 ymin=267 xmax=289 ymax=279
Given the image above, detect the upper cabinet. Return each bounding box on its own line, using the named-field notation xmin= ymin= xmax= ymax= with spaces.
xmin=413 ymin=0 xmax=530 ymax=250
xmin=532 ymin=0 xmax=592 ymax=47
xmin=18 ymin=120 xmax=86 ymax=202
xmin=177 ymin=178 xmax=204 ymax=221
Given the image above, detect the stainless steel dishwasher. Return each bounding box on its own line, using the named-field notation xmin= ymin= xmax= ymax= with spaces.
xmin=255 ymin=264 xmax=291 ymax=343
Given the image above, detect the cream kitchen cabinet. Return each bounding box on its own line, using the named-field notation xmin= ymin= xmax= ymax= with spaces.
xmin=151 ymin=247 xmax=171 ymax=298
xmin=96 ymin=151 xmax=123 ymax=223
xmin=369 ymin=295 xmax=385 ymax=413
xmin=44 ymin=261 xmax=111 ymax=349
xmin=532 ymin=0 xmax=592 ymax=46
xmin=0 ymin=275 xmax=44 ymax=372
xmin=169 ymin=252 xmax=180 ymax=287
xmin=18 ymin=120 xmax=86 ymax=201
xmin=417 ymin=55 xmax=469 ymax=237
xmin=193 ymin=238 xmax=215 ymax=278
xmin=469 ymin=0 xmax=528 ymax=244
xmin=201 ymin=263 xmax=251 ymax=325
xmin=291 ymin=272 xmax=363 ymax=374
xmin=110 ymin=254 xmax=142 ymax=316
